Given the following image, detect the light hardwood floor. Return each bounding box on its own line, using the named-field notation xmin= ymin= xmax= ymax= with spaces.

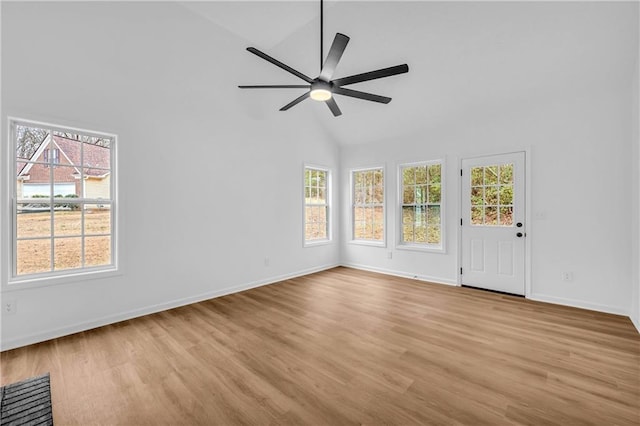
xmin=1 ymin=267 xmax=639 ymax=425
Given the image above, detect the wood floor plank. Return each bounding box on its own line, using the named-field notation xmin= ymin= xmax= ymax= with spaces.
xmin=1 ymin=267 xmax=638 ymax=425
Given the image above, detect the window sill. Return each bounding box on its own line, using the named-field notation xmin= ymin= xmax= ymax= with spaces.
xmin=5 ymin=267 xmax=121 ymax=292
xmin=396 ymin=244 xmax=445 ymax=254
xmin=304 ymin=239 xmax=332 ymax=248
xmin=348 ymin=240 xmax=386 ymax=248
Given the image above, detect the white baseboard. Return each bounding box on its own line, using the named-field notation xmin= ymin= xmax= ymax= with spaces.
xmin=632 ymin=314 xmax=640 ymax=334
xmin=340 ymin=262 xmax=458 ymax=287
xmin=529 ymin=292 xmax=629 ymax=317
xmin=1 ymin=263 xmax=340 ymax=351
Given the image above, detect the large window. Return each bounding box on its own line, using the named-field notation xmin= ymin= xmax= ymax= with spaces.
xmin=10 ymin=118 xmax=117 ymax=280
xmin=352 ymin=167 xmax=384 ymax=243
xmin=399 ymin=161 xmax=443 ymax=250
xmin=304 ymin=166 xmax=330 ymax=244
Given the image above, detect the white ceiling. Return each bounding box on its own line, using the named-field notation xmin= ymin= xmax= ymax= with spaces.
xmin=180 ymin=1 xmax=639 ymax=145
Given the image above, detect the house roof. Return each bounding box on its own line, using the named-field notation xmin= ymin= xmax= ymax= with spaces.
xmin=17 ymin=135 xmax=110 ymax=177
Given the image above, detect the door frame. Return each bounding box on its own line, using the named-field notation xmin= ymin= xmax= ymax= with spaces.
xmin=457 ymin=148 xmax=532 ymax=298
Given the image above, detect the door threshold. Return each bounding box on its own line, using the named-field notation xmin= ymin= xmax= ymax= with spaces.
xmin=461 ymin=285 xmax=525 ymax=298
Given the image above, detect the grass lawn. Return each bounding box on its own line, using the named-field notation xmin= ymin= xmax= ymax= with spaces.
xmin=16 ymin=210 xmax=111 ymax=275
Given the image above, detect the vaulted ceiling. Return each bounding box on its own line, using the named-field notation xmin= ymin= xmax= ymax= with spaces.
xmin=181 ymin=1 xmax=638 ymax=145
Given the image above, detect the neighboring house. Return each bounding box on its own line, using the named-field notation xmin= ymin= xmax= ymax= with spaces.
xmin=16 ymin=135 xmax=110 ymax=208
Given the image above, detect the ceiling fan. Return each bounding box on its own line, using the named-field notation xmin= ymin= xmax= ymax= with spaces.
xmin=238 ymin=0 xmax=409 ymax=117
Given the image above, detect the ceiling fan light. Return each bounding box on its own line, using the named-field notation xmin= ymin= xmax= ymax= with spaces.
xmin=310 ymin=88 xmax=332 ymax=101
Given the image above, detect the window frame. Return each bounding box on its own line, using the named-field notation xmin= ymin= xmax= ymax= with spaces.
xmin=303 ymin=164 xmax=331 ymax=247
xmin=396 ymin=160 xmax=445 ymax=253
xmin=349 ymin=165 xmax=386 ymax=247
xmin=6 ymin=117 xmax=119 ymax=287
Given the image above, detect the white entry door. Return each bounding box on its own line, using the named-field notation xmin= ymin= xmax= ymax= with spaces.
xmin=461 ymin=152 xmax=526 ymax=295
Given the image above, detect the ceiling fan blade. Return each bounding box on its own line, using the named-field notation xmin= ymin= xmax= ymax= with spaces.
xmin=280 ymin=92 xmax=310 ymax=111
xmin=325 ymin=97 xmax=342 ymax=116
xmin=238 ymin=85 xmax=310 ymax=89
xmin=333 ymin=87 xmax=391 ymax=104
xmin=246 ymin=47 xmax=314 ymax=83
xmin=319 ymin=33 xmax=350 ymax=82
xmin=332 ymin=64 xmax=409 ymax=87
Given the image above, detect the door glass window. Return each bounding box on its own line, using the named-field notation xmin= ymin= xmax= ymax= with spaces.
xmin=470 ymin=163 xmax=513 ymax=226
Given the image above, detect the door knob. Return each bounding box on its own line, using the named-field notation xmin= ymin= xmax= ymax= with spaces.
xmin=516 ymin=232 xmax=524 ymax=237
xmin=516 ymin=222 xmax=523 ymax=227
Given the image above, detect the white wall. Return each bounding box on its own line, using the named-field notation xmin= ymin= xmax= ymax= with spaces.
xmin=0 ymin=2 xmax=340 ymax=349
xmin=631 ymin=54 xmax=640 ymax=332
xmin=341 ymin=84 xmax=633 ymax=316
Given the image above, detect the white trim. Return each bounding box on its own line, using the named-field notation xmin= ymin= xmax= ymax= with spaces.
xmin=303 ymin=163 xmax=332 ymax=247
xmin=341 ymin=262 xmax=457 ymax=286
xmin=6 ymin=117 xmax=118 ymax=287
xmin=457 ymin=149 xmax=531 ymax=294
xmin=529 ymin=292 xmax=629 ymax=317
xmin=396 ymin=159 xmax=445 ymax=253
xmin=349 ymin=165 xmax=386 ymax=246
xmin=0 ymin=262 xmax=340 ymax=351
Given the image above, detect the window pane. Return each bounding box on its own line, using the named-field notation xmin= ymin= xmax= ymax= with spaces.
xmin=428 ymin=184 xmax=441 ymax=203
xmin=373 ymin=170 xmax=383 ymax=187
xmin=415 ymin=185 xmax=427 ymax=204
xmin=16 ymin=125 xmax=49 ymax=161
xmin=402 ymin=224 xmax=414 ymax=243
xmin=50 ymin=136 xmax=81 ymax=169
xmin=428 ymin=164 xmax=441 ymax=184
xmin=373 ymin=183 xmax=384 ymax=204
xmin=499 ymin=206 xmax=514 ymax=226
xmin=54 ymin=209 xmax=82 ymax=237
xmin=415 ymin=205 xmax=426 ymax=225
xmin=485 ymin=166 xmax=498 ymax=185
xmin=83 ymin=168 xmax=111 ymax=200
xmin=85 ymin=236 xmax=111 ymax=267
xmin=85 ymin=209 xmax=111 ymax=235
xmin=499 ymin=185 xmax=513 ymax=205
xmin=471 ymin=187 xmax=483 ymax=205
xmin=427 ymin=205 xmax=441 ymax=225
xmin=427 ymin=225 xmax=441 ymax=244
xmin=485 ymin=186 xmax=498 ymax=205
xmin=318 ymin=170 xmax=326 ymax=187
xmin=82 ymin=139 xmax=111 ymax=170
xmin=17 ymin=239 xmax=51 ymax=275
xmin=485 ymin=206 xmax=498 ymax=225
xmin=316 ymin=222 xmax=327 ymax=239
xmin=499 ymin=164 xmax=513 ymax=184
xmin=415 ymin=166 xmax=427 ymax=184
xmin=402 ymin=167 xmax=415 ymax=186
xmin=403 ymin=186 xmax=415 ymax=204
xmin=305 ymin=223 xmax=314 ymax=240
xmin=373 ymin=206 xmax=384 ymax=240
xmin=402 ymin=206 xmax=414 ymax=224
xmin=471 ymin=206 xmax=483 ymax=225
xmin=354 ymin=221 xmax=365 ymax=239
xmin=470 ymin=167 xmax=483 ymax=186
xmin=317 ymin=206 xmax=327 ymax=224
xmin=414 ymin=223 xmax=427 ymax=243
xmin=318 ymin=188 xmax=326 ymax=203
xmin=52 ymin=165 xmax=80 ymax=198
xmin=17 ymin=207 xmax=51 ymax=238
xmin=54 ymin=237 xmax=82 ymax=270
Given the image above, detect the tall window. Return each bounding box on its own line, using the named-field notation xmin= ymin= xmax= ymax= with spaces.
xmin=304 ymin=166 xmax=329 ymax=243
xmin=399 ymin=161 xmax=443 ymax=249
xmin=352 ymin=167 xmax=384 ymax=243
xmin=11 ymin=119 xmax=116 ymax=280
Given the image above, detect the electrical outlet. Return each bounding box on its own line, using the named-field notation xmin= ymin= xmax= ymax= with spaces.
xmin=4 ymin=300 xmax=17 ymax=315
xmin=386 ymin=251 xmax=392 ymax=259
xmin=264 ymin=257 xmax=270 ymax=267
xmin=561 ymin=272 xmax=573 ymax=282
